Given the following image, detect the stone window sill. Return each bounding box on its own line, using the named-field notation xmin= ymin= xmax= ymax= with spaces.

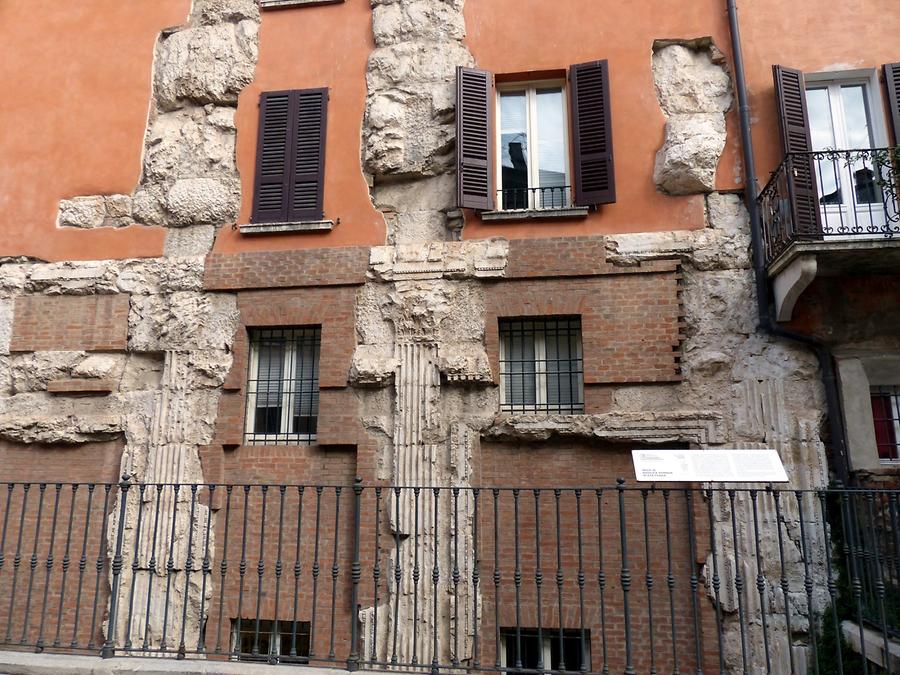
xmin=480 ymin=206 xmax=589 ymax=222
xmin=239 ymin=220 xmax=334 ymax=235
xmin=260 ymin=0 xmax=344 ymax=8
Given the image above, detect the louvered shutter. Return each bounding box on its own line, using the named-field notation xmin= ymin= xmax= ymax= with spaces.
xmin=289 ymin=88 xmax=328 ymax=222
xmin=570 ymin=60 xmax=615 ymax=206
xmin=456 ymin=66 xmax=494 ymax=210
xmin=773 ymin=65 xmax=821 ymax=236
xmin=252 ymin=91 xmax=293 ymax=223
xmin=883 ymin=63 xmax=900 ymax=145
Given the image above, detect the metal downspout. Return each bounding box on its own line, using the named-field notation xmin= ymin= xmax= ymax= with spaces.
xmin=725 ymin=0 xmax=851 ymax=483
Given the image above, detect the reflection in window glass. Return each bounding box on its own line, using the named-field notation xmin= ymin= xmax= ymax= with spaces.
xmin=536 ymin=88 xmax=567 ymax=207
xmin=500 ymin=91 xmax=529 ymax=209
xmin=805 ymin=87 xmax=841 ymax=205
xmin=840 ymin=85 xmax=873 ymax=149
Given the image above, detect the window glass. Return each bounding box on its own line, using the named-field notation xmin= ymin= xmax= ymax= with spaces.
xmin=246 ymin=327 xmax=320 ymax=445
xmin=499 ymin=318 xmax=583 ymax=414
xmin=500 ymin=91 xmax=529 ymax=209
xmin=536 ymin=88 xmax=567 ymax=207
xmin=871 ymin=386 xmax=900 ymax=461
xmin=840 ymin=85 xmax=873 ymax=149
xmin=806 ymin=87 xmax=842 ymax=204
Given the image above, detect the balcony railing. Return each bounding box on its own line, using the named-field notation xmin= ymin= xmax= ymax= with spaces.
xmin=496 ymin=186 xmax=573 ymax=212
xmin=758 ymin=147 xmax=900 ymax=264
xmin=0 ymin=480 xmax=898 ymax=672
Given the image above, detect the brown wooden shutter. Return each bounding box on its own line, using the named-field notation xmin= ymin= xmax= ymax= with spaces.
xmin=883 ymin=63 xmax=900 ymax=145
xmin=252 ymin=91 xmax=293 ymax=223
xmin=456 ymin=66 xmax=494 ymax=210
xmin=289 ymin=88 xmax=328 ymax=222
xmin=772 ymin=65 xmax=821 ymax=236
xmin=570 ymin=60 xmax=615 ymax=206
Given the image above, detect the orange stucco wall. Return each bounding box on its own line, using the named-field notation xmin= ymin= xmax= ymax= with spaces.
xmin=461 ymin=0 xmax=741 ymax=241
xmin=3 ymin=1 xmax=897 ymax=260
xmin=0 ymin=1 xmax=189 ymax=261
xmin=213 ymin=0 xmax=386 ymax=254
xmin=738 ymin=0 xmax=900 ymax=180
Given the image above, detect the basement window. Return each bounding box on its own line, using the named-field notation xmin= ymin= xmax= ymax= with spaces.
xmin=499 ymin=628 xmax=590 ymax=672
xmin=245 ymin=327 xmax=320 ymax=445
xmin=230 ymin=618 xmax=310 ymax=662
xmin=871 ymin=385 xmax=900 ymax=462
xmin=499 ymin=317 xmax=584 ymax=414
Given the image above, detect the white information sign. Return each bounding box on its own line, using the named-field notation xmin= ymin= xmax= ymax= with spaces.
xmin=631 ymin=449 xmax=788 ymax=483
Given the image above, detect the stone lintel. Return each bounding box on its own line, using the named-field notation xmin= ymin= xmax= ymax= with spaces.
xmin=482 ymin=411 xmax=724 ymax=446
xmin=480 ymin=206 xmax=590 ymax=221
xmin=239 ymin=220 xmax=334 ymax=234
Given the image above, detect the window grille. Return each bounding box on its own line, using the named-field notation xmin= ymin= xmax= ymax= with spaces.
xmin=230 ymin=618 xmax=310 ymax=662
xmin=499 ymin=317 xmax=584 ymax=414
xmin=871 ymin=385 xmax=900 ymax=461
xmin=245 ymin=327 xmax=320 ymax=445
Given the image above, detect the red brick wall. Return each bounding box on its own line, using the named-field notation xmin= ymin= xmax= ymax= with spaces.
xmin=506 ymin=237 xmax=679 ymax=279
xmin=203 ymin=248 xmax=369 ymax=291
xmin=477 ymin=441 xmax=716 ymax=674
xmin=214 ymin=286 xmax=367 ymax=450
xmin=10 ymin=294 xmax=130 ymax=352
xmin=0 ymin=440 xmax=123 ymax=483
xmin=0 ymin=440 xmax=125 ymax=651
xmin=484 ymin=272 xmax=683 ymax=389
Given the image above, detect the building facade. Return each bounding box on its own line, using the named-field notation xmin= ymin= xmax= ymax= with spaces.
xmin=0 ymin=0 xmax=898 ymax=671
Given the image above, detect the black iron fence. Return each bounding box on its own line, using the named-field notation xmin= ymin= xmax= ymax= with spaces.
xmin=758 ymin=147 xmax=900 ymax=264
xmin=0 ymin=480 xmax=898 ymax=673
xmin=497 ymin=186 xmax=572 ymax=211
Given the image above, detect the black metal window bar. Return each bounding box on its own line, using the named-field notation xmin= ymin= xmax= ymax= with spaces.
xmin=758 ymin=147 xmax=900 ymax=264
xmin=1 ymin=480 xmax=899 ymax=673
xmin=498 ymin=185 xmax=572 ymax=211
xmin=245 ymin=327 xmax=320 ymax=445
xmin=871 ymin=385 xmax=900 ymax=462
xmin=499 ymin=317 xmax=584 ymax=414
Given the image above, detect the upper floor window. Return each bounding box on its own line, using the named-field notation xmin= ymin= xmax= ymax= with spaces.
xmin=497 ymin=82 xmax=571 ymax=210
xmin=499 ymin=317 xmax=584 ymax=414
xmin=457 ymin=62 xmax=615 ymax=214
xmin=770 ymin=65 xmax=899 ymax=242
xmin=871 ymin=385 xmax=900 ymax=462
xmin=251 ymin=89 xmax=328 ymax=225
xmin=245 ymin=327 xmax=320 ymax=445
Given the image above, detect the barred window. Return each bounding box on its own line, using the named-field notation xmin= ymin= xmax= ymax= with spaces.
xmin=871 ymin=385 xmax=900 ymax=462
xmin=230 ymin=618 xmax=310 ymax=663
xmin=499 ymin=317 xmax=584 ymax=414
xmin=245 ymin=327 xmax=320 ymax=445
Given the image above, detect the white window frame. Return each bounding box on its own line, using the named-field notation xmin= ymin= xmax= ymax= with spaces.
xmin=495 ymin=80 xmax=572 ymax=211
xmin=804 ymin=69 xmax=895 ymax=233
xmin=244 ymin=329 xmax=319 ymax=445
xmin=498 ymin=318 xmax=583 ymax=414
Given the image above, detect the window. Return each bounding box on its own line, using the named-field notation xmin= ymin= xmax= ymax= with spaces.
xmin=456 ymin=62 xmax=615 ymax=212
xmin=499 ymin=628 xmax=590 ymax=672
xmin=497 ymin=82 xmax=571 ymax=210
xmin=245 ymin=327 xmax=320 ymax=445
xmin=251 ymin=89 xmax=328 ymax=225
xmin=499 ymin=318 xmax=584 ymax=414
xmin=230 ymin=618 xmax=310 ymax=662
xmin=871 ymin=386 xmax=900 ymax=462
xmin=804 ymin=73 xmax=894 ymax=233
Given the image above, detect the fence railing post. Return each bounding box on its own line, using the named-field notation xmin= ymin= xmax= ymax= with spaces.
xmin=101 ymin=476 xmax=131 ymax=659
xmin=347 ymin=477 xmax=362 ymax=672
